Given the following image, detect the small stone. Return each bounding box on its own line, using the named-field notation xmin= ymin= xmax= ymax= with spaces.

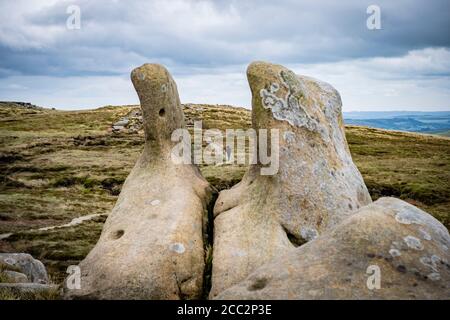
xmin=113 ymin=119 xmax=129 ymax=127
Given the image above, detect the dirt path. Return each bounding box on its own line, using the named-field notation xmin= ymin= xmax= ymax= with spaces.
xmin=0 ymin=213 xmax=106 ymax=240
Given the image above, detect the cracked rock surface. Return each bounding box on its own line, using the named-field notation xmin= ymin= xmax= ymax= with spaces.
xmin=216 ymin=197 xmax=450 ymax=299
xmin=64 ymin=64 xmax=214 ymax=299
xmin=210 ymin=61 xmax=372 ymax=297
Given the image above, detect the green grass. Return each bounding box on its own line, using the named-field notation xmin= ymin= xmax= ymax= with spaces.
xmin=0 ymin=287 xmax=60 ymax=300
xmin=5 ymin=217 xmax=106 ymax=284
xmin=0 ymin=103 xmax=449 ymax=287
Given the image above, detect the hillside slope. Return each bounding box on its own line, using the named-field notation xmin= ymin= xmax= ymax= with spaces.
xmin=0 ymin=102 xmax=449 ymax=282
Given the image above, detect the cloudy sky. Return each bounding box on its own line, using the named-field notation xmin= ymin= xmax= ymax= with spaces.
xmin=0 ymin=0 xmax=449 ymax=111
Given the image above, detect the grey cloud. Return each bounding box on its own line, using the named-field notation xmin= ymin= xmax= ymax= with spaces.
xmin=0 ymin=0 xmax=449 ymax=77
xmin=0 ymin=0 xmax=449 ymax=111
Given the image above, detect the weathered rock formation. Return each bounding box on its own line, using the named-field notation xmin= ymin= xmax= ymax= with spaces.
xmin=210 ymin=61 xmax=372 ymax=297
xmin=216 ymin=197 xmax=450 ymax=299
xmin=60 ymin=61 xmax=448 ymax=300
xmin=0 ymin=253 xmax=58 ymax=296
xmin=0 ymin=253 xmax=49 ymax=284
xmin=64 ymin=64 xmax=214 ymax=299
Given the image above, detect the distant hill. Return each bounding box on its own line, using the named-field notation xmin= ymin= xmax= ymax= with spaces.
xmin=344 ymin=111 xmax=450 ymax=135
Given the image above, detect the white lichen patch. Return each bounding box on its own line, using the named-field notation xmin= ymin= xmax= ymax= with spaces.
xmin=300 ymin=226 xmax=319 ymax=242
xmin=427 ymin=272 xmax=441 ymax=281
xmin=403 ymin=235 xmax=424 ymax=250
xmin=389 ymin=248 xmax=401 ymax=258
xmin=232 ymin=250 xmax=247 ymax=257
xmin=169 ymin=243 xmax=185 ymax=254
xmin=137 ymin=72 xmax=146 ymax=81
xmin=420 ymin=255 xmax=441 ymax=272
xmin=393 ymin=202 xmax=450 ymax=248
xmin=395 ymin=208 xmax=424 ymax=225
xmin=259 ymin=71 xmax=329 ymax=141
xmin=431 ymin=254 xmax=442 ymax=264
xmin=283 ymin=131 xmax=295 ymax=144
xmin=145 ymin=199 xmax=160 ymax=206
xmin=270 ymin=82 xmax=280 ymax=92
xmin=395 ymin=204 xmax=439 ymax=230
xmin=419 ymin=228 xmax=432 ymax=241
xmin=391 ymin=241 xmax=402 ymax=249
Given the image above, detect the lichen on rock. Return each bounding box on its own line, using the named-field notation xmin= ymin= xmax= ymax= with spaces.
xmin=216 ymin=197 xmax=450 ymax=300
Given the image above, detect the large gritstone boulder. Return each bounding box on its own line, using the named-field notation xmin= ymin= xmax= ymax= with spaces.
xmin=216 ymin=198 xmax=450 ymax=299
xmin=0 ymin=253 xmax=49 ymax=284
xmin=210 ymin=61 xmax=372 ymax=297
xmin=65 ymin=64 xmax=214 ymax=299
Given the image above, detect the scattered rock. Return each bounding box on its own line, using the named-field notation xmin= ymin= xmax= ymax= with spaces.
xmin=64 ymin=63 xmax=215 ymax=300
xmin=109 ymin=103 xmax=234 ymax=133
xmin=0 ymin=253 xmax=49 ymax=284
xmin=216 ymin=198 xmax=450 ymax=300
xmin=114 ymin=118 xmax=129 ymax=127
xmin=112 ymin=125 xmax=125 ymax=132
xmin=111 ymin=118 xmax=131 ymax=132
xmin=210 ymin=61 xmax=371 ymax=297
xmin=0 ymin=101 xmax=43 ymax=110
xmin=110 ymin=110 xmax=145 ymax=133
xmin=128 ymin=109 xmax=141 ymax=118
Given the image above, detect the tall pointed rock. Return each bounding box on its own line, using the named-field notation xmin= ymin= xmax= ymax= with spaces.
xmin=65 ymin=64 xmax=214 ymax=299
xmin=210 ymin=61 xmax=372 ymax=297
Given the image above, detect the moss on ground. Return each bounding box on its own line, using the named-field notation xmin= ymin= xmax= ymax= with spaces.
xmin=0 ymin=285 xmax=60 ymax=300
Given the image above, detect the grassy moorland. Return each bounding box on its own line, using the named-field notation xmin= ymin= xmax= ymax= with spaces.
xmin=0 ymin=102 xmax=449 ymax=285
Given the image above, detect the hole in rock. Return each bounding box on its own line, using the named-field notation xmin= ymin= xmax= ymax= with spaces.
xmin=111 ymin=229 xmax=124 ymax=240
xmin=248 ymin=277 xmax=268 ymax=291
xmin=159 ymin=108 xmax=165 ymax=117
xmin=283 ymin=227 xmax=306 ymax=248
xmin=396 ymin=265 xmax=407 ymax=273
